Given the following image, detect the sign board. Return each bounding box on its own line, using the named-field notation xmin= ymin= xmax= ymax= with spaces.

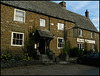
xmin=77 ymin=38 xmax=95 ymax=44
xmin=85 ymin=39 xmax=95 ymax=44
xmin=77 ymin=38 xmax=84 ymax=43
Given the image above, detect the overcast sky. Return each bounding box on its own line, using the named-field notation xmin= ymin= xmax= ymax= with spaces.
xmin=52 ymin=1 xmax=99 ymax=31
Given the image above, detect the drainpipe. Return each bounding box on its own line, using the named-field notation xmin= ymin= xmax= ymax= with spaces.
xmin=45 ymin=39 xmax=46 ymax=54
xmin=49 ymin=17 xmax=50 ymax=31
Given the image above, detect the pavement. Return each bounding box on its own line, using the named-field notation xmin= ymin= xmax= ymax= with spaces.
xmin=1 ymin=64 xmax=99 ymax=75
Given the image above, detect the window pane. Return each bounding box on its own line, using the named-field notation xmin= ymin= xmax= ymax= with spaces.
xmin=17 ymin=34 xmax=20 ymax=39
xmin=58 ymin=39 xmax=62 ymax=42
xmin=13 ymin=33 xmax=16 ymax=38
xmin=16 ymin=10 xmax=24 ymax=16
xmin=20 ymin=17 xmax=24 ymax=22
xmin=77 ymin=44 xmax=79 ymax=48
xmin=40 ymin=19 xmax=45 ymax=27
xmin=16 ymin=40 xmax=19 ymax=45
xmin=19 ymin=40 xmax=22 ymax=45
xmin=13 ymin=39 xmax=16 ymax=44
xmin=20 ymin=34 xmax=23 ymax=39
xmin=58 ymin=44 xmax=61 ymax=47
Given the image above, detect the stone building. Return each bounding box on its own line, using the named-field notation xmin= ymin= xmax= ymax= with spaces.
xmin=1 ymin=1 xmax=99 ymax=56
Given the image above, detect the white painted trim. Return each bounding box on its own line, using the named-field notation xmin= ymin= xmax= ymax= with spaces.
xmin=11 ymin=32 xmax=24 ymax=46
xmin=14 ymin=8 xmax=26 ymax=23
xmin=57 ymin=37 xmax=64 ymax=49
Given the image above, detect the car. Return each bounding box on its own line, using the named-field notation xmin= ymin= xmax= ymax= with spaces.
xmin=77 ymin=52 xmax=100 ymax=66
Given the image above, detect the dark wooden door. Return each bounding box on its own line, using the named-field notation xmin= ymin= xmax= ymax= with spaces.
xmin=39 ymin=39 xmax=45 ymax=54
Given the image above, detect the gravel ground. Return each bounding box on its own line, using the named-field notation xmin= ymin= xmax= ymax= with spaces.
xmin=1 ymin=64 xmax=99 ymax=75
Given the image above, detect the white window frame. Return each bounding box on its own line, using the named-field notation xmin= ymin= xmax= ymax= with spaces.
xmin=91 ymin=44 xmax=95 ymax=50
xmin=57 ymin=37 xmax=64 ymax=49
xmin=79 ymin=29 xmax=83 ymax=37
xmin=14 ymin=9 xmax=26 ymax=23
xmin=58 ymin=23 xmax=64 ymax=30
xmin=40 ymin=19 xmax=46 ymax=27
xmin=77 ymin=43 xmax=84 ymax=49
xmin=91 ymin=32 xmax=94 ymax=38
xmin=11 ymin=32 xmax=24 ymax=46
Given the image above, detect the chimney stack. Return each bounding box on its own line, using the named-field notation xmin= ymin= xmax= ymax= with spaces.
xmin=85 ymin=9 xmax=89 ymax=19
xmin=59 ymin=1 xmax=66 ymax=9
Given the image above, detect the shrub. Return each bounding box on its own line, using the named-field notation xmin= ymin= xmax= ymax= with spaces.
xmin=1 ymin=52 xmax=12 ymax=61
xmin=24 ymin=53 xmax=32 ymax=61
xmin=12 ymin=56 xmax=23 ymax=61
xmin=69 ymin=47 xmax=80 ymax=57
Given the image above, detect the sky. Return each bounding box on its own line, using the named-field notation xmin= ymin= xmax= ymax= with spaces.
xmin=52 ymin=1 xmax=99 ymax=31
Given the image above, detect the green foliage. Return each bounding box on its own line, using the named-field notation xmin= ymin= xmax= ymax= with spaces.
xmin=24 ymin=28 xmax=37 ymax=58
xmin=1 ymin=53 xmax=12 ymax=61
xmin=24 ymin=53 xmax=32 ymax=61
xmin=12 ymin=56 xmax=23 ymax=61
xmin=69 ymin=47 xmax=81 ymax=57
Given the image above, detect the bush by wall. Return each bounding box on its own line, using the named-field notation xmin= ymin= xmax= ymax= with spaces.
xmin=69 ymin=47 xmax=81 ymax=57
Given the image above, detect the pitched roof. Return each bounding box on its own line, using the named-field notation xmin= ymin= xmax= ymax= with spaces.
xmin=1 ymin=1 xmax=98 ymax=32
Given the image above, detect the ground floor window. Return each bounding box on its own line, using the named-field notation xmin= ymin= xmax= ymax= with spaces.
xmin=91 ymin=44 xmax=95 ymax=50
xmin=11 ymin=32 xmax=24 ymax=46
xmin=77 ymin=43 xmax=84 ymax=49
xmin=57 ymin=37 xmax=64 ymax=49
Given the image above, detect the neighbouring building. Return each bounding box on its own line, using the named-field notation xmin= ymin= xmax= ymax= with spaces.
xmin=1 ymin=1 xmax=99 ymax=57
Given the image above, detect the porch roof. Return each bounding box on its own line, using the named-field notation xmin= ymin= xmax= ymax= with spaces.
xmin=36 ymin=29 xmax=53 ymax=39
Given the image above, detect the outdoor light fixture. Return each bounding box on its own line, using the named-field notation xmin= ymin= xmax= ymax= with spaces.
xmin=32 ymin=32 xmax=34 ymax=36
xmin=50 ymin=23 xmax=54 ymax=26
xmin=53 ymin=35 xmax=55 ymax=38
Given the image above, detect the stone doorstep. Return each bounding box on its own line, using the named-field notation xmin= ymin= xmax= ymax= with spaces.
xmin=58 ymin=61 xmax=70 ymax=65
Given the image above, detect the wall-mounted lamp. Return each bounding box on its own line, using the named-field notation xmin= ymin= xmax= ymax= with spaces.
xmin=53 ymin=34 xmax=55 ymax=38
xmin=32 ymin=32 xmax=35 ymax=36
xmin=50 ymin=23 xmax=54 ymax=26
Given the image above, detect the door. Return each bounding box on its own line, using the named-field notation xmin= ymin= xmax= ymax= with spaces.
xmin=39 ymin=39 xmax=45 ymax=54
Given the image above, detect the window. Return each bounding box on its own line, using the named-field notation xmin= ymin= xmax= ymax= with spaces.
xmin=77 ymin=43 xmax=84 ymax=49
xmin=40 ymin=19 xmax=46 ymax=27
xmin=91 ymin=32 xmax=94 ymax=38
xmin=11 ymin=32 xmax=24 ymax=46
xmin=57 ymin=37 xmax=64 ymax=49
xmin=79 ymin=29 xmax=82 ymax=37
xmin=14 ymin=9 xmax=25 ymax=22
xmin=58 ymin=23 xmax=64 ymax=30
xmin=91 ymin=45 xmax=95 ymax=50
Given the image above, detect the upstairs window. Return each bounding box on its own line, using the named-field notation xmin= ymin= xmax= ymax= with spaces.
xmin=14 ymin=9 xmax=25 ymax=22
xmin=40 ymin=19 xmax=46 ymax=27
xmin=11 ymin=32 xmax=24 ymax=46
xmin=57 ymin=37 xmax=64 ymax=49
xmin=79 ymin=29 xmax=83 ymax=37
xmin=58 ymin=23 xmax=64 ymax=30
xmin=91 ymin=32 xmax=94 ymax=39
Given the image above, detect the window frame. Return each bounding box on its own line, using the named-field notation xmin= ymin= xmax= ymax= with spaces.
xmin=11 ymin=32 xmax=24 ymax=46
xmin=14 ymin=9 xmax=26 ymax=23
xmin=91 ymin=44 xmax=95 ymax=50
xmin=77 ymin=43 xmax=84 ymax=49
xmin=91 ymin=32 xmax=94 ymax=39
xmin=57 ymin=37 xmax=64 ymax=49
xmin=58 ymin=23 xmax=64 ymax=30
xmin=79 ymin=29 xmax=83 ymax=37
xmin=40 ymin=19 xmax=46 ymax=27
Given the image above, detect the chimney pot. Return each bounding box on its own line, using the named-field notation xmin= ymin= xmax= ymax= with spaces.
xmin=59 ymin=1 xmax=66 ymax=9
xmin=85 ymin=9 xmax=89 ymax=19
